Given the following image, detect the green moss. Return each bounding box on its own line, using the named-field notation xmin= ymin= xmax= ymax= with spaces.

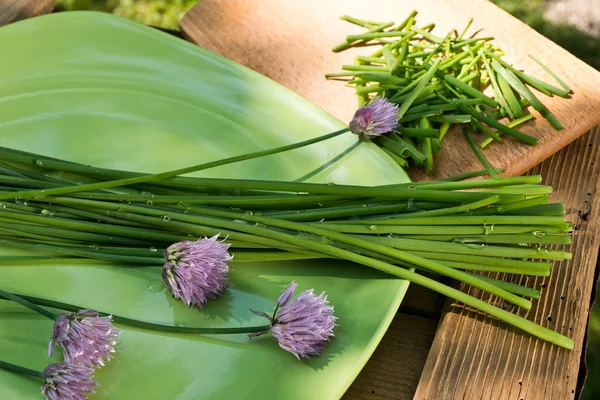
xmin=55 ymin=0 xmax=198 ymax=30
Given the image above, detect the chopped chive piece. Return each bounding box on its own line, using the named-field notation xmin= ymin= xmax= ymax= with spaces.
xmin=388 ymin=133 xmax=427 ymax=163
xmin=472 ymin=120 xmax=502 ymax=142
xmin=342 ymin=64 xmax=389 ymax=72
xmin=438 ymin=122 xmax=452 ymax=141
xmin=457 ymin=18 xmax=474 ymax=40
xmin=340 ymin=15 xmax=387 ymax=28
xmin=463 ymin=128 xmax=499 ymax=178
xmin=355 ymin=56 xmax=387 ymax=64
xmin=497 ymin=73 xmax=524 ymax=118
xmin=397 ymin=127 xmax=439 ymax=138
xmin=396 ymin=60 xmax=441 ymax=118
xmin=489 ymin=53 xmax=568 ymax=97
xmin=381 ymin=46 xmax=398 ymax=73
xmin=480 ymin=114 xmax=535 ymax=148
xmin=480 ymin=51 xmax=514 ymax=119
xmin=400 ymin=109 xmax=443 ymax=123
xmin=451 ymin=37 xmax=494 ymax=50
xmin=529 ymin=55 xmax=572 ymax=93
xmin=429 ymin=114 xmax=471 ymax=124
xmin=457 ymin=104 xmax=537 ymax=145
xmin=490 ymin=60 xmax=563 ymax=130
xmin=347 ymin=31 xmax=412 ymax=41
xmin=442 ymin=168 xmax=505 ymax=181
xmin=381 ymin=147 xmax=409 ymax=168
xmin=411 ymin=26 xmax=444 ymax=43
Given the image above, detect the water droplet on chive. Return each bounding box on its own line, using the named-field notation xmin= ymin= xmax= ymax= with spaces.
xmin=162 ymin=215 xmax=171 ymax=222
xmin=35 ymin=159 xmax=44 ymax=167
xmin=41 ymin=209 xmax=55 ymax=217
xmin=149 ymin=247 xmax=158 ymax=252
xmin=369 ymin=225 xmax=378 ymax=231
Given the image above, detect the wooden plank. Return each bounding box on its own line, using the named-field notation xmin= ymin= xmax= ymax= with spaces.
xmin=180 ymin=0 xmax=600 ymax=180
xmin=414 ymin=126 xmax=600 ymax=400
xmin=0 ymin=0 xmax=55 ymax=27
xmin=344 ymin=313 xmax=438 ymax=400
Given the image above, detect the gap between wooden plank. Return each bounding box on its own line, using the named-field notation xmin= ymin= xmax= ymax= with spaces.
xmin=344 ymin=314 xmax=439 ymax=400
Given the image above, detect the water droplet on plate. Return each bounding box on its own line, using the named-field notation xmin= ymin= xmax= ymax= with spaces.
xmin=147 ymin=282 xmax=164 ymax=293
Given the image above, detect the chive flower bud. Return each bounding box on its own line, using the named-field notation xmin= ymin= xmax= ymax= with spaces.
xmin=349 ymin=98 xmax=400 ymax=138
xmin=163 ymin=235 xmax=232 ymax=308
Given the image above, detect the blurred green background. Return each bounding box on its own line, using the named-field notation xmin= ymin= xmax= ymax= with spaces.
xmin=54 ymin=0 xmax=600 ymax=398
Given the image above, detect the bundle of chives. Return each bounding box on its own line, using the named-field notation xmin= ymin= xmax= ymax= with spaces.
xmin=0 ymin=146 xmax=573 ymax=349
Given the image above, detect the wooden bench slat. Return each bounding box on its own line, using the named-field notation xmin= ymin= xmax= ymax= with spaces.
xmin=414 ymin=126 xmax=600 ymax=400
xmin=0 ymin=0 xmax=55 ymax=27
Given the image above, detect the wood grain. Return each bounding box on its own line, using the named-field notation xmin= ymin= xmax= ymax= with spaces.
xmin=180 ymin=0 xmax=600 ymax=181
xmin=344 ymin=314 xmax=439 ymax=400
xmin=414 ymin=126 xmax=600 ymax=400
xmin=0 ymin=0 xmax=55 ymax=27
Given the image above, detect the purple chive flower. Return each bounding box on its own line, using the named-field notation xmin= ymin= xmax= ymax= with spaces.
xmin=349 ymin=97 xmax=400 ymax=138
xmin=41 ymin=362 xmax=98 ymax=400
xmin=49 ymin=310 xmax=119 ymax=368
xmin=251 ymin=282 xmax=337 ymax=359
xmin=163 ymin=234 xmax=232 ymax=308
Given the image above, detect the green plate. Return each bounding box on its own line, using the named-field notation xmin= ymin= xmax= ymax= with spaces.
xmin=0 ymin=12 xmax=411 ymax=400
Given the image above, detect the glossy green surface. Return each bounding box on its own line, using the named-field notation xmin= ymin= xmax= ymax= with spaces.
xmin=0 ymin=12 xmax=411 ymax=400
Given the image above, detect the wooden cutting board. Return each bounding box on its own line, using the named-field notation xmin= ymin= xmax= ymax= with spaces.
xmin=180 ymin=0 xmax=600 ymax=181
